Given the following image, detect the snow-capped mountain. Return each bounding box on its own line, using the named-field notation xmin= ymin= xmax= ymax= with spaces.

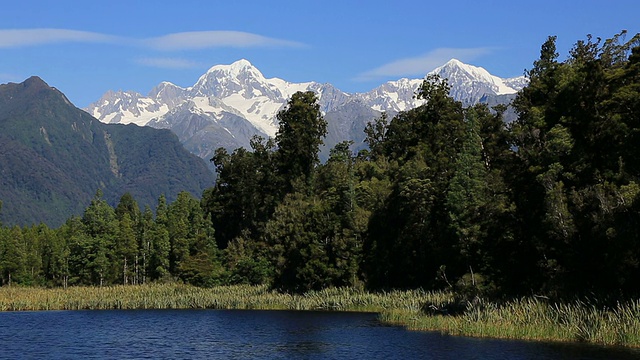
xmin=429 ymin=59 xmax=523 ymax=105
xmin=86 ymin=58 xmax=527 ymax=162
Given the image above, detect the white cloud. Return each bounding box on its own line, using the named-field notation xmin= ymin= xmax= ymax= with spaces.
xmin=355 ymin=48 xmax=493 ymax=81
xmin=144 ymin=31 xmax=305 ymax=51
xmin=135 ymin=57 xmax=200 ymax=69
xmin=0 ymin=28 xmax=304 ymax=50
xmin=0 ymin=28 xmax=121 ymax=48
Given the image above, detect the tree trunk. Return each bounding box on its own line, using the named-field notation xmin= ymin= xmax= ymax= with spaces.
xmin=123 ymin=257 xmax=128 ymax=285
xmin=142 ymin=251 xmax=146 ymax=285
xmin=134 ymin=254 xmax=139 ymax=285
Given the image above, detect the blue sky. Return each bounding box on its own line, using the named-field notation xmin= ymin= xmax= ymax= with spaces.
xmin=1 ymin=0 xmax=638 ymax=108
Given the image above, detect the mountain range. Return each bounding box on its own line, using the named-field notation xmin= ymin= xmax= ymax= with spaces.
xmin=0 ymin=59 xmax=526 ymax=226
xmin=86 ymin=59 xmax=527 ymax=161
xmin=0 ymin=77 xmax=215 ymax=227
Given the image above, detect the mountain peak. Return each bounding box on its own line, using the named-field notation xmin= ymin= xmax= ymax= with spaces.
xmin=206 ymin=59 xmax=257 ymax=75
xmin=23 ymin=76 xmax=50 ymax=89
xmin=444 ymin=58 xmax=464 ymax=67
xmin=429 ymin=59 xmax=523 ymax=100
xmin=0 ymin=76 xmax=74 ymax=107
xmin=433 ymin=58 xmax=487 ymax=75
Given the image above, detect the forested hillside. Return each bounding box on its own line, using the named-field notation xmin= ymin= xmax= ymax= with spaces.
xmin=0 ymin=77 xmax=215 ymax=227
xmin=1 ymin=32 xmax=639 ymax=299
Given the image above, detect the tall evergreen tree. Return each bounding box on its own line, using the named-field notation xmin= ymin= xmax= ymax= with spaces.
xmin=115 ymin=213 xmax=138 ymax=284
xmin=149 ymin=195 xmax=170 ymax=281
xmin=205 ymin=136 xmax=278 ymax=249
xmin=82 ymin=189 xmax=118 ymax=285
xmin=275 ymin=91 xmax=327 ymax=192
xmin=0 ymin=226 xmax=25 ymax=286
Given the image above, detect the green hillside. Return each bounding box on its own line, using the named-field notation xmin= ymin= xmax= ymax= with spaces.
xmin=0 ymin=77 xmax=215 ymax=226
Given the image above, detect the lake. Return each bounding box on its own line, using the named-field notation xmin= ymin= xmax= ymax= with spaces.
xmin=1 ymin=309 xmax=639 ymax=359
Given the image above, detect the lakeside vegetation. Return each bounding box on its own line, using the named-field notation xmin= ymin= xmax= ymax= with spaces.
xmin=383 ymin=297 xmax=640 ymax=347
xmin=0 ymin=283 xmax=441 ymax=312
xmin=2 ymin=283 xmax=640 ymax=347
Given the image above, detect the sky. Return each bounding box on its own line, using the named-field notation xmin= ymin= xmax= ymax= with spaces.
xmin=1 ymin=0 xmax=639 ymax=108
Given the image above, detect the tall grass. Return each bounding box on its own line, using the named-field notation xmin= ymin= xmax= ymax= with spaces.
xmin=380 ymin=296 xmax=640 ymax=347
xmin=2 ymin=284 xmax=639 ymax=347
xmin=0 ymin=284 xmax=451 ymax=313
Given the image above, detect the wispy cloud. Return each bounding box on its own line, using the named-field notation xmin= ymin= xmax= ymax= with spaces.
xmin=135 ymin=57 xmax=200 ymax=69
xmin=0 ymin=28 xmax=122 ymax=48
xmin=144 ymin=31 xmax=305 ymax=51
xmin=0 ymin=28 xmax=304 ymax=50
xmin=355 ymin=48 xmax=493 ymax=81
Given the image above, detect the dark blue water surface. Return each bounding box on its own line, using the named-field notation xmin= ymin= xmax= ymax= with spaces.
xmin=1 ymin=309 xmax=639 ymax=359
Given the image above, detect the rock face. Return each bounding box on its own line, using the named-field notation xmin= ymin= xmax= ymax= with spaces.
xmin=86 ymin=59 xmax=527 ymax=161
xmin=0 ymin=76 xmax=215 ymax=227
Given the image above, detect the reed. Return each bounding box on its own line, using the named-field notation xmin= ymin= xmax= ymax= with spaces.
xmin=379 ymin=296 xmax=640 ymax=347
xmin=1 ymin=284 xmax=638 ymax=347
xmin=0 ymin=284 xmax=451 ymax=313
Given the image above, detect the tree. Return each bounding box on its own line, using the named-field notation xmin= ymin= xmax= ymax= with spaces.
xmin=115 ymin=193 xmax=141 ymax=223
xmin=137 ymin=206 xmax=154 ymax=284
xmin=205 ymin=136 xmax=278 ymax=249
xmin=167 ymin=192 xmax=193 ymax=275
xmin=275 ymin=91 xmax=327 ymax=192
xmin=147 ymin=221 xmax=170 ymax=281
xmin=444 ymin=105 xmax=517 ymax=294
xmin=0 ymin=226 xmax=26 ymax=286
xmin=166 ymin=191 xmax=222 ymax=285
xmin=265 ymin=192 xmax=332 ymax=292
xmin=21 ymin=224 xmax=47 ymax=285
xmin=48 ymin=221 xmax=72 ymax=288
xmin=149 ymin=195 xmax=170 ymax=281
xmin=315 ymin=141 xmax=366 ymax=287
xmin=363 ymin=113 xmax=389 ymax=160
xmin=115 ymin=213 xmax=138 ymax=284
xmin=446 ymin=106 xmax=490 ymax=269
xmin=65 ymin=216 xmax=92 ymax=285
xmin=178 ymin=195 xmax=222 ymax=287
xmin=82 ymin=189 xmax=117 ymax=285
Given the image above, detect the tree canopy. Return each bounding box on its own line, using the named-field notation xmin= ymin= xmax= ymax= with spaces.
xmin=2 ymin=33 xmax=640 ymax=299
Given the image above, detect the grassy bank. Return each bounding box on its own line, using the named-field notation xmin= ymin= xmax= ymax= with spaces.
xmin=382 ymin=297 xmax=640 ymax=347
xmin=1 ymin=284 xmax=639 ymax=347
xmin=0 ymin=283 xmax=448 ymax=313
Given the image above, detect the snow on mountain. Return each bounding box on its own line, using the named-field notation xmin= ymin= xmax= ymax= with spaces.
xmin=184 ymin=59 xmax=328 ymax=137
xmin=148 ymin=81 xmax=188 ymax=108
xmin=428 ymin=59 xmax=524 ymax=105
xmin=356 ymin=78 xmax=425 ymax=113
xmin=86 ymin=89 xmax=170 ymax=126
xmin=346 ymin=58 xmax=526 ymax=113
xmin=86 ymin=58 xmax=528 ymax=161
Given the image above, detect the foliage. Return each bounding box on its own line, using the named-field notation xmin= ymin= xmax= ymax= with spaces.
xmin=275 ymin=91 xmax=327 ymax=192
xmin=2 ymin=33 xmax=640 ymax=312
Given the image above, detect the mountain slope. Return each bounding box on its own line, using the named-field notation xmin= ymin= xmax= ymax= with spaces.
xmin=0 ymin=77 xmax=215 ymax=227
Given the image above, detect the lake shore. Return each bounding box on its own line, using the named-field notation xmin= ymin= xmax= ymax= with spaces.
xmin=1 ymin=284 xmax=639 ymax=348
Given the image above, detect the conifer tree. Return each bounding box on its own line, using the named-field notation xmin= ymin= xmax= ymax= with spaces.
xmin=275 ymin=91 xmax=327 ymax=192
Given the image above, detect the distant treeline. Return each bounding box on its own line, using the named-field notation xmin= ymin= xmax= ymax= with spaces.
xmin=1 ymin=33 xmax=640 ymax=299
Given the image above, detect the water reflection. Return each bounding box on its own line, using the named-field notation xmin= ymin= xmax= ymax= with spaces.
xmin=0 ymin=309 xmax=639 ymax=359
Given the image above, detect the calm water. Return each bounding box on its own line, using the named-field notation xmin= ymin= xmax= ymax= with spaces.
xmin=1 ymin=309 xmax=639 ymax=359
